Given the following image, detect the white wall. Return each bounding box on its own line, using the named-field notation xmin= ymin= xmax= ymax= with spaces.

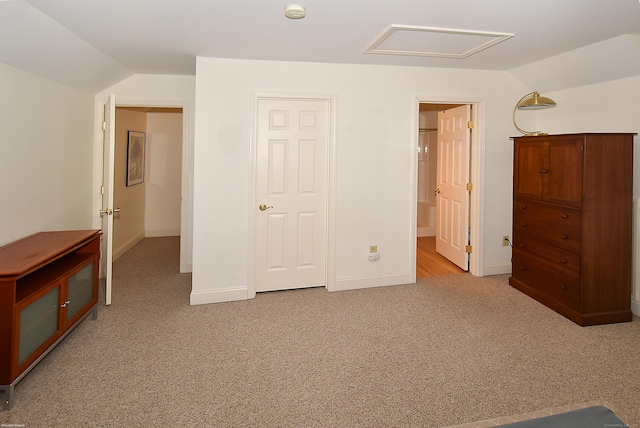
xmin=145 ymin=111 xmax=183 ymax=237
xmin=191 ymin=57 xmax=529 ymax=304
xmin=0 ymin=63 xmax=94 ymax=247
xmin=94 ymin=74 xmax=195 ymax=272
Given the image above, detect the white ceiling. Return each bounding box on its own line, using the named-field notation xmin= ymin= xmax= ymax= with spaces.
xmin=1 ymin=0 xmax=639 ymax=93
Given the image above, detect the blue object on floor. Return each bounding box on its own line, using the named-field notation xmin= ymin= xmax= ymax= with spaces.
xmin=498 ymin=406 xmax=627 ymax=428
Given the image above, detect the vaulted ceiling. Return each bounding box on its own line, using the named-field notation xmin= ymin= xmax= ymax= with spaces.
xmin=1 ymin=0 xmax=639 ymax=93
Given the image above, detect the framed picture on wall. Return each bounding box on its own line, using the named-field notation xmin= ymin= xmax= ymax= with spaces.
xmin=127 ymin=131 xmax=145 ymax=186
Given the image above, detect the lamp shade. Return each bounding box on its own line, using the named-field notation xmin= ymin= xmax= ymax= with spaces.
xmin=516 ymin=92 xmax=556 ymax=110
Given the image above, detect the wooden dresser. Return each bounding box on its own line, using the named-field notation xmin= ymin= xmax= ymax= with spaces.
xmin=509 ymin=133 xmax=634 ymax=326
xmin=0 ymin=230 xmax=101 ymax=409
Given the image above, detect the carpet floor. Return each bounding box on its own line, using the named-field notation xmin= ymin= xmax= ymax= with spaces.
xmin=2 ymin=237 xmax=639 ymax=427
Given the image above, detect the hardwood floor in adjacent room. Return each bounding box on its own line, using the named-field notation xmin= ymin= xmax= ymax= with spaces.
xmin=416 ymin=236 xmax=465 ymax=278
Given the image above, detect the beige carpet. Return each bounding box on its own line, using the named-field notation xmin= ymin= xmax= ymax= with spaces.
xmin=2 ymin=237 xmax=639 ymax=427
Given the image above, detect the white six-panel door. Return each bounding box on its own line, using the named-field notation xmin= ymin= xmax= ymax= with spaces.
xmin=435 ymin=105 xmax=471 ymax=271
xmin=255 ymin=98 xmax=330 ymax=292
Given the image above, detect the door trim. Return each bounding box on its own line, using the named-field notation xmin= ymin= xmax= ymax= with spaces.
xmin=413 ymin=95 xmax=485 ymax=277
xmin=93 ymin=97 xmax=192 ymax=274
xmin=248 ymin=92 xmax=338 ymax=299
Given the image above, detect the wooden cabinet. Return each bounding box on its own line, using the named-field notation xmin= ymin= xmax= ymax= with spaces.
xmin=0 ymin=230 xmax=101 ymax=410
xmin=509 ymin=133 xmax=634 ymax=326
xmin=514 ymin=137 xmax=583 ymax=207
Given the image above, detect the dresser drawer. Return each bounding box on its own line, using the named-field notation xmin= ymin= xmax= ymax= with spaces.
xmin=512 ymin=237 xmax=581 ymax=279
xmin=511 ymin=253 xmax=581 ymax=310
xmin=514 ymin=199 xmax=581 ymax=228
xmin=513 ymin=212 xmax=582 ymax=253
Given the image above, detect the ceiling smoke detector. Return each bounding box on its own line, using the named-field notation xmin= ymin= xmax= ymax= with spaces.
xmin=284 ymin=4 xmax=306 ymax=19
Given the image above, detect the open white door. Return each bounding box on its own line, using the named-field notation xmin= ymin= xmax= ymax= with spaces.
xmin=435 ymin=105 xmax=471 ymax=270
xmin=100 ymin=95 xmax=116 ymax=305
xmin=254 ymin=98 xmax=329 ymax=292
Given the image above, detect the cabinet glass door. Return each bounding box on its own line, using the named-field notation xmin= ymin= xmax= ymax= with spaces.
xmin=67 ymin=262 xmax=95 ymax=321
xmin=19 ymin=286 xmax=60 ymax=364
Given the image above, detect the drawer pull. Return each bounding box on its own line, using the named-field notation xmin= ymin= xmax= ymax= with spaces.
xmin=560 ymin=284 xmax=568 ymax=290
xmin=561 ymin=234 xmax=568 ymax=239
xmin=539 ymin=168 xmax=549 ymax=174
xmin=561 ymin=214 xmax=568 ymax=219
xmin=519 ymin=266 xmax=526 ymax=271
xmin=560 ymin=259 xmax=567 ymax=264
xmin=521 ymin=223 xmax=527 ymax=227
xmin=518 ymin=243 xmax=525 ymax=248
xmin=520 ymin=205 xmax=527 ymax=210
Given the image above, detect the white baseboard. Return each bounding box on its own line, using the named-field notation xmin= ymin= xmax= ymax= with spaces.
xmin=331 ymin=273 xmax=414 ymax=292
xmin=482 ymin=263 xmax=512 ymax=276
xmin=417 ymin=227 xmax=435 ymax=237
xmin=190 ymin=287 xmax=248 ymax=305
xmin=187 ymin=265 xmax=515 ymax=305
xmin=113 ymin=232 xmax=145 ymax=261
xmin=145 ymin=229 xmax=180 ymax=238
xmin=181 ymin=262 xmax=192 ymax=274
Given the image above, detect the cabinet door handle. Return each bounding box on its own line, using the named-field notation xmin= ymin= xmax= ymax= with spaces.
xmin=539 ymin=168 xmax=549 ymax=173
xmin=60 ymin=300 xmax=70 ymax=308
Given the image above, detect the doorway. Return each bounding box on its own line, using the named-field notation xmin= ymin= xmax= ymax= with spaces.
xmin=415 ymin=98 xmax=484 ymax=278
xmin=98 ymin=95 xmax=191 ymax=305
xmin=248 ymin=93 xmax=337 ymax=297
xmin=112 ymin=107 xmax=183 ymax=263
xmin=253 ymin=97 xmax=330 ymax=293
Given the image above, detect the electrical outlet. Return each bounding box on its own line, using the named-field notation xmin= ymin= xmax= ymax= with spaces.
xmin=370 ymin=245 xmax=377 ymax=253
xmin=502 ymin=236 xmax=510 ymax=247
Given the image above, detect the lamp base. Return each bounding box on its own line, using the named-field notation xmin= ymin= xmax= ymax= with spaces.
xmin=523 ymin=132 xmax=548 ymax=137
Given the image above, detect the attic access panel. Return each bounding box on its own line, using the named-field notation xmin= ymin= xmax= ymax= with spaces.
xmin=364 ymin=25 xmax=514 ymax=59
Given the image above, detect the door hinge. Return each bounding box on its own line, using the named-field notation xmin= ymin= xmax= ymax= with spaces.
xmin=102 ymin=121 xmax=106 ymax=131
xmin=465 ymin=245 xmax=472 ymax=253
xmin=467 ymin=120 xmax=475 ymax=129
xmin=100 ymin=185 xmax=104 ymax=195
xmin=466 ymin=183 xmax=473 ymax=191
